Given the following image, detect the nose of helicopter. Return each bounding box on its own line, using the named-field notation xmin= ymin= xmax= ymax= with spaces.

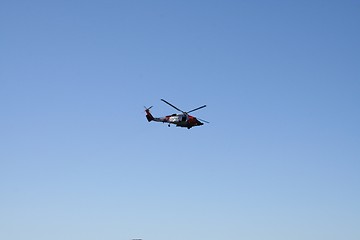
xmin=197 ymin=120 xmax=204 ymax=125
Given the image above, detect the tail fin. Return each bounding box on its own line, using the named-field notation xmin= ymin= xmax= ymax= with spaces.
xmin=144 ymin=106 xmax=154 ymax=122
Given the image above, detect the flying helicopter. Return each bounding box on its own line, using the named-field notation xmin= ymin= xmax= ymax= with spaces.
xmin=145 ymin=99 xmax=208 ymax=129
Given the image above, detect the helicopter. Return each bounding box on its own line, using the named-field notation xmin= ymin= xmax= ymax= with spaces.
xmin=145 ymin=99 xmax=208 ymax=129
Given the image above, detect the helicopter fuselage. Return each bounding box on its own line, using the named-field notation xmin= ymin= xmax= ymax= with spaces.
xmin=147 ymin=111 xmax=203 ymax=129
xmin=145 ymin=99 xmax=207 ymax=129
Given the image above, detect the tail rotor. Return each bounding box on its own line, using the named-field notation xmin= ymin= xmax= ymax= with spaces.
xmin=144 ymin=106 xmax=154 ymax=122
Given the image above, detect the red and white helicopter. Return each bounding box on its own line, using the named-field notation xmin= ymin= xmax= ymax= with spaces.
xmin=145 ymin=99 xmax=208 ymax=129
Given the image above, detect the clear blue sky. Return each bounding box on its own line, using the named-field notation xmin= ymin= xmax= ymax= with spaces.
xmin=1 ymin=1 xmax=359 ymax=239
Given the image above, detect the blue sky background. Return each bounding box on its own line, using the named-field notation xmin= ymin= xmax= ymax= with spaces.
xmin=1 ymin=1 xmax=359 ymax=239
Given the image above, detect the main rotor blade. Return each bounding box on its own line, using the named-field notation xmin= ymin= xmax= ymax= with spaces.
xmin=187 ymin=105 xmax=207 ymax=113
xmin=197 ymin=117 xmax=210 ymax=124
xmin=161 ymin=99 xmax=184 ymax=113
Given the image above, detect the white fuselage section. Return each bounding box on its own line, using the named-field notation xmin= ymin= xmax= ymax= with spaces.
xmin=169 ymin=114 xmax=187 ymax=123
xmin=169 ymin=115 xmax=180 ymax=123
